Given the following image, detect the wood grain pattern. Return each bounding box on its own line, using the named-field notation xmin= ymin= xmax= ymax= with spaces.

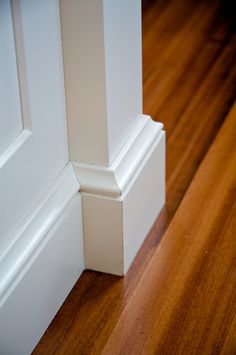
xmin=102 ymin=100 xmax=236 ymax=355
xmin=34 ymin=0 xmax=236 ymax=353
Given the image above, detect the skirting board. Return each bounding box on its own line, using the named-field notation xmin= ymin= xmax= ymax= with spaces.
xmin=0 ymin=164 xmax=84 ymax=355
xmin=80 ymin=117 xmax=165 ymax=275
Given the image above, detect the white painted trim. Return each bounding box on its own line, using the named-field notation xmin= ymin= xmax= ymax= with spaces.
xmin=0 ymin=193 xmax=84 ymax=355
xmin=0 ymin=163 xmax=79 ymax=307
xmin=0 ymin=163 xmax=84 ymax=354
xmin=82 ymin=126 xmax=165 ymax=275
xmin=60 ymin=0 xmax=143 ymax=166
xmin=11 ymin=0 xmax=32 ymax=130
xmin=60 ymin=0 xmax=165 ymax=278
xmin=73 ymin=115 xmax=163 ymax=197
xmin=0 ymin=129 xmax=31 ymax=169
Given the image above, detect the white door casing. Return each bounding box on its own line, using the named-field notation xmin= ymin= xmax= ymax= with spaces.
xmin=61 ymin=0 xmax=165 ymax=275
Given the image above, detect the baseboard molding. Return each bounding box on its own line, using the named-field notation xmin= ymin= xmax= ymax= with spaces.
xmin=0 ymin=164 xmax=84 ymax=355
xmin=73 ymin=115 xmax=163 ymax=197
xmin=78 ymin=116 xmax=165 ymax=275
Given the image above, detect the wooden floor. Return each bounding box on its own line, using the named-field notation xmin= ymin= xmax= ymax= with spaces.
xmin=34 ymin=0 xmax=236 ymax=353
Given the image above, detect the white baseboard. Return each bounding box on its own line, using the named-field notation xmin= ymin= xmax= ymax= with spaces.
xmin=0 ymin=164 xmax=84 ymax=355
xmin=78 ymin=116 xmax=165 ymax=275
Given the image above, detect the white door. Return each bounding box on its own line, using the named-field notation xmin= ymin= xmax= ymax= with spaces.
xmin=0 ymin=2 xmax=84 ymax=353
xmin=0 ymin=0 xmax=69 ymax=253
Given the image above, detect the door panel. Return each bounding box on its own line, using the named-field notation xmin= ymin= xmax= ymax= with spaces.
xmin=0 ymin=0 xmax=69 ymax=252
xmin=0 ymin=0 xmax=23 ymax=154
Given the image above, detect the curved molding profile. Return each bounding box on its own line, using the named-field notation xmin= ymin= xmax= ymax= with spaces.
xmin=0 ymin=163 xmax=80 ymax=307
xmin=73 ymin=115 xmax=164 ymax=197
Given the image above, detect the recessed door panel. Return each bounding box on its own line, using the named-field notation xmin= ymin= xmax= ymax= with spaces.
xmin=0 ymin=0 xmax=23 ymax=154
xmin=0 ymin=0 xmax=69 ymax=252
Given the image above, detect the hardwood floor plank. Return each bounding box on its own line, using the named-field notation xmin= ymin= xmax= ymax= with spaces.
xmin=102 ymin=101 xmax=236 ymax=355
xmin=165 ymin=41 xmax=236 ymax=208
xmin=221 ymin=313 xmax=236 ymax=354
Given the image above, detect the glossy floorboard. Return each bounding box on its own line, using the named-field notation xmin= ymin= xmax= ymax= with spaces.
xmin=34 ymin=0 xmax=236 ymax=353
